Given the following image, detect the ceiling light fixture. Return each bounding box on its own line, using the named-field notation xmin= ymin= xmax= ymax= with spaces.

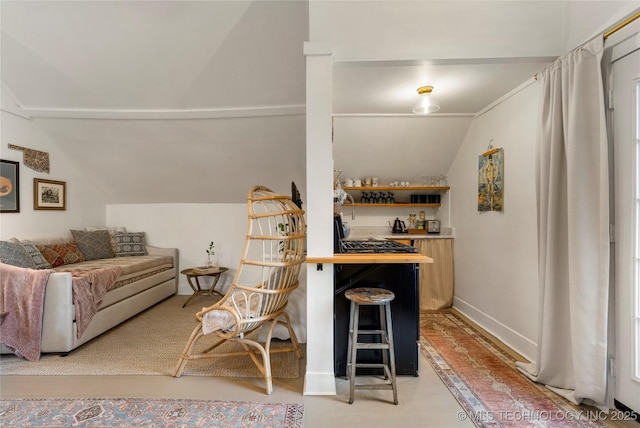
xmin=412 ymin=85 xmax=440 ymax=114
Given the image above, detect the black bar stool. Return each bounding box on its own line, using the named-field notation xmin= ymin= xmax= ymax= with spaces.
xmin=345 ymin=287 xmax=398 ymax=404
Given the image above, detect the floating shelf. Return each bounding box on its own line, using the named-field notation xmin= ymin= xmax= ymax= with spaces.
xmin=341 ymin=185 xmax=449 ymax=208
xmin=343 ymin=186 xmax=449 ymax=191
xmin=344 ymin=203 xmax=441 ymax=207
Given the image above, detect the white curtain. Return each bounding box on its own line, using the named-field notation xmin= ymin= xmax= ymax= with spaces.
xmin=516 ymin=37 xmax=610 ymax=406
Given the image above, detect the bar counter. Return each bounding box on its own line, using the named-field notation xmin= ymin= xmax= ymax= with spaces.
xmin=329 ymin=252 xmax=427 ymax=376
xmin=306 ymin=253 xmax=432 ymax=264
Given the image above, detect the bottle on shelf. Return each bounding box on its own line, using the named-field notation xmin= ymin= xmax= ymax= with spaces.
xmin=343 ymin=182 xmax=449 ymax=207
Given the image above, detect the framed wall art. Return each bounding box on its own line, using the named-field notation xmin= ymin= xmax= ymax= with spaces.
xmin=34 ymin=178 xmax=66 ymax=210
xmin=478 ymin=147 xmax=504 ymax=212
xmin=0 ymin=159 xmax=20 ymax=213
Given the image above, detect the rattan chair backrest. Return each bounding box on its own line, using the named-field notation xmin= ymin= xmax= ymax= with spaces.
xmin=206 ymin=185 xmax=305 ymax=335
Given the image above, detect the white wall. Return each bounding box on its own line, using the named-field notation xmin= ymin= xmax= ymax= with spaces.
xmin=0 ymin=109 xmax=107 ymax=241
xmin=335 ymin=199 xmax=449 ymax=231
xmin=106 ymin=202 xmax=308 ymax=342
xmin=332 ymin=115 xmax=473 ymax=191
xmin=448 ymin=81 xmax=539 ymax=360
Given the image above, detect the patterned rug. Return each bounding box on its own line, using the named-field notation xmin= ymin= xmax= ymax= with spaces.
xmin=420 ymin=312 xmax=606 ymax=428
xmin=0 ymin=398 xmax=304 ymax=428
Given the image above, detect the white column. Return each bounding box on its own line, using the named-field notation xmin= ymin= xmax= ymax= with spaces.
xmin=303 ymin=42 xmax=336 ymax=395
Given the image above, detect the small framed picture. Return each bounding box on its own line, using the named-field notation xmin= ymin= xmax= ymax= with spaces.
xmin=0 ymin=159 xmax=20 ymax=213
xmin=34 ymin=178 xmax=66 ymax=210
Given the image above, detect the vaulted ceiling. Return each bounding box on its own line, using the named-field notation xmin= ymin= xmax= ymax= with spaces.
xmin=2 ymin=1 xmax=307 ymax=111
xmin=1 ymin=1 xmax=635 ymax=203
xmin=1 ymin=1 xmax=308 ymax=203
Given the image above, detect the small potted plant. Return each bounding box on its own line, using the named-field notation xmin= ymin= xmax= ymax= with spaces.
xmin=206 ymin=241 xmax=216 ymax=267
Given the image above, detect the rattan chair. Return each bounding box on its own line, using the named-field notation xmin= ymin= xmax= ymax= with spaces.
xmin=172 ymin=185 xmax=305 ymax=394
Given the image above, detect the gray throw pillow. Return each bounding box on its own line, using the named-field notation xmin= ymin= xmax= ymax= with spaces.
xmin=86 ymin=226 xmax=126 ymax=253
xmin=113 ymin=232 xmax=147 ymax=257
xmin=0 ymin=240 xmax=36 ymax=269
xmin=71 ymin=229 xmax=115 ymax=261
xmin=20 ymin=240 xmax=52 ymax=269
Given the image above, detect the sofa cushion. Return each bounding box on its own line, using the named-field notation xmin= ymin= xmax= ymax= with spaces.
xmin=37 ymin=243 xmax=85 ymax=267
xmin=114 ymin=232 xmax=147 ymax=257
xmin=86 ymin=226 xmax=126 ymax=253
xmin=71 ymin=229 xmax=114 ymax=261
xmin=0 ymin=240 xmax=36 ymax=269
xmin=19 ymin=240 xmax=52 ymax=269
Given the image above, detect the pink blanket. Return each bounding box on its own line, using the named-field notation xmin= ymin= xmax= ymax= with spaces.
xmin=70 ymin=266 xmax=122 ymax=338
xmin=0 ymin=263 xmax=53 ymax=361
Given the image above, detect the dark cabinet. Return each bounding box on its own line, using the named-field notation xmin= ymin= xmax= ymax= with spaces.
xmin=334 ymin=262 xmax=420 ymax=377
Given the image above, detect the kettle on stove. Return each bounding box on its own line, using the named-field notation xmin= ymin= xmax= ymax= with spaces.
xmin=389 ymin=217 xmax=406 ymax=233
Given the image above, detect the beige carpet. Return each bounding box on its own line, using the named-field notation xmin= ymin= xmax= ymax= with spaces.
xmin=0 ymin=295 xmax=301 ymax=378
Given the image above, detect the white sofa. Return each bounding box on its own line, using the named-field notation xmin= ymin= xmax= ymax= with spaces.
xmin=1 ymin=244 xmax=178 ymax=355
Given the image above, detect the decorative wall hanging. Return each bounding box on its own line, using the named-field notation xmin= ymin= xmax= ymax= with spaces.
xmin=34 ymin=178 xmax=66 ymax=210
xmin=0 ymin=159 xmax=20 ymax=213
xmin=8 ymin=144 xmax=50 ymax=173
xmin=478 ymin=146 xmax=504 ymax=212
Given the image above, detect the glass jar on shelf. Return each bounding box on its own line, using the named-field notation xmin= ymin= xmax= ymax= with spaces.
xmin=417 ymin=210 xmax=426 ymax=229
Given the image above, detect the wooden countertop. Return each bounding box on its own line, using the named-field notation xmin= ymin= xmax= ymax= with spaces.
xmin=306 ymin=253 xmax=433 ymax=264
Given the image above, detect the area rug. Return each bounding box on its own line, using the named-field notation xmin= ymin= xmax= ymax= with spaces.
xmin=0 ymin=295 xmax=300 ymax=378
xmin=0 ymin=398 xmax=304 ymax=427
xmin=421 ymin=312 xmax=606 ymax=428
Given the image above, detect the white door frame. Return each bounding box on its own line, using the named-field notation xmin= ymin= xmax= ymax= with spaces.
xmin=605 ymin=21 xmax=640 ymax=416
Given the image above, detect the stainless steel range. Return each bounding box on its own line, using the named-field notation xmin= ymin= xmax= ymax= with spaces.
xmin=339 ymin=239 xmax=418 ymax=254
xmin=334 ymin=214 xmax=417 ymax=254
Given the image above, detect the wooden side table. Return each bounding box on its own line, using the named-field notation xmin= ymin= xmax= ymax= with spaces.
xmin=181 ymin=266 xmax=229 ymax=308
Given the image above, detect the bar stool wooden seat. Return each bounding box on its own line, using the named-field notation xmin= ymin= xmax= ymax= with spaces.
xmin=345 ymin=287 xmax=398 ymax=405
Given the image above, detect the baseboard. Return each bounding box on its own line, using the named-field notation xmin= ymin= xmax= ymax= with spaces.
xmin=452 ymin=297 xmax=537 ymax=362
xmin=614 ymin=399 xmax=639 ymax=422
